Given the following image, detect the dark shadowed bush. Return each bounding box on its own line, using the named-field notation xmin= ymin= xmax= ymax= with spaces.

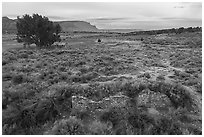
xmin=46 ymin=117 xmax=86 ymax=135
xmin=35 ymin=98 xmax=59 ymax=124
xmin=128 ymin=113 xmax=156 ymax=134
xmin=124 ymin=82 xmax=147 ymax=99
xmin=3 ymin=103 xmax=37 ymax=130
xmin=2 ymin=60 xmax=8 ymax=66
xmin=12 ymin=74 xmax=24 ymax=85
xmin=100 ymin=106 xmax=127 ymax=129
xmin=18 ymin=53 xmax=29 ymax=58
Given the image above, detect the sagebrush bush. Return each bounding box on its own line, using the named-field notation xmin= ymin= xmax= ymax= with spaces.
xmin=48 ymin=82 xmax=73 ymax=97
xmin=70 ymin=75 xmax=82 ymax=83
xmin=153 ymin=107 xmax=201 ymax=135
xmin=87 ymin=120 xmax=112 ymax=135
xmin=79 ymin=66 xmax=89 ymax=74
xmin=46 ymin=117 xmax=86 ymax=135
xmin=18 ymin=53 xmax=29 ymax=58
xmin=147 ymin=81 xmax=195 ymax=110
xmin=122 ymin=81 xmax=147 ymax=101
xmin=100 ymin=106 xmax=127 ymax=129
xmin=128 ymin=113 xmax=156 ymax=134
xmin=2 ymin=73 xmax=13 ymax=81
xmin=58 ymin=66 xmax=66 ymax=72
xmin=2 ymin=59 xmax=8 ymax=66
xmin=83 ymin=82 xmax=122 ymax=101
xmin=156 ymin=75 xmax=165 ymax=81
xmin=12 ymin=74 xmax=24 ymax=85
xmin=69 ymin=72 xmax=100 ymax=83
xmin=35 ymin=98 xmax=59 ymax=124
xmin=3 ymin=103 xmax=37 ymax=130
xmin=58 ymin=72 xmax=68 ymax=81
xmin=81 ymin=71 xmax=99 ymax=82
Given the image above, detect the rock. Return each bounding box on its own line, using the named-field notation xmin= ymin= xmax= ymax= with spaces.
xmin=138 ymin=89 xmax=172 ymax=109
xmin=147 ymin=107 xmax=160 ymax=115
xmin=72 ymin=95 xmax=89 ymax=112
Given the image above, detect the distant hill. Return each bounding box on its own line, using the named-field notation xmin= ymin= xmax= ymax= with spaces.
xmin=123 ymin=27 xmax=202 ymax=36
xmin=101 ymin=29 xmax=143 ymax=33
xmin=2 ymin=16 xmax=98 ymax=33
xmin=56 ymin=21 xmax=98 ymax=32
xmin=2 ymin=17 xmax=17 ymax=33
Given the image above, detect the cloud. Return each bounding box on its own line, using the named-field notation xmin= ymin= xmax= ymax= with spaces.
xmin=174 ymin=6 xmax=184 ymax=8
xmin=47 ymin=16 xmax=68 ymax=21
xmin=161 ymin=17 xmax=201 ymax=22
xmin=90 ymin=17 xmax=128 ymax=21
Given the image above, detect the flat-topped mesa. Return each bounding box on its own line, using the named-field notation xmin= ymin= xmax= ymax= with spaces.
xmin=2 ymin=16 xmax=17 ymax=33
xmin=56 ymin=21 xmax=98 ymax=32
xmin=2 ymin=16 xmax=99 ymax=34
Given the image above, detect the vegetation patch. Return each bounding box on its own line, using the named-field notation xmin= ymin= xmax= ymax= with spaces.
xmin=2 ymin=28 xmax=202 ymax=135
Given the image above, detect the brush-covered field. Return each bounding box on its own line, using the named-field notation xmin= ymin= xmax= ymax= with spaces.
xmin=2 ymin=31 xmax=202 ymax=135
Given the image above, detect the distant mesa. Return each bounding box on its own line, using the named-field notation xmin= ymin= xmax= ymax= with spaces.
xmin=56 ymin=21 xmax=98 ymax=32
xmin=2 ymin=16 xmax=17 ymax=33
xmin=2 ymin=16 xmax=99 ymax=33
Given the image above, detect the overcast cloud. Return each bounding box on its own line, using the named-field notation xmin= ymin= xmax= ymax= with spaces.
xmin=2 ymin=2 xmax=202 ymax=30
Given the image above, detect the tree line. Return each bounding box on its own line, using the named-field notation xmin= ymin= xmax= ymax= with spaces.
xmin=124 ymin=27 xmax=202 ymax=36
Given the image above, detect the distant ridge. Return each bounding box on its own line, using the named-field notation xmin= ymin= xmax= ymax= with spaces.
xmin=56 ymin=20 xmax=98 ymax=32
xmin=101 ymin=29 xmax=143 ymax=33
xmin=2 ymin=17 xmax=17 ymax=33
xmin=2 ymin=16 xmax=99 ymax=33
xmin=123 ymin=27 xmax=202 ymax=36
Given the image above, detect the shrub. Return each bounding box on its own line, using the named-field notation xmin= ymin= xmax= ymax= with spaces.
xmin=152 ymin=116 xmax=183 ymax=135
xmin=70 ymin=75 xmax=82 ymax=83
xmin=138 ymin=72 xmax=151 ymax=79
xmin=79 ymin=66 xmax=93 ymax=74
xmin=128 ymin=113 xmax=156 ymax=134
xmin=156 ymin=75 xmax=165 ymax=81
xmin=123 ymin=82 xmax=147 ymax=99
xmin=98 ymin=39 xmax=102 ymax=42
xmin=99 ymin=106 xmax=127 ymax=129
xmin=35 ymin=98 xmax=59 ymax=124
xmin=47 ymin=83 xmax=73 ymax=111
xmin=88 ymin=120 xmax=112 ymax=135
xmin=74 ymin=110 xmax=92 ymax=122
xmin=58 ymin=72 xmax=68 ymax=81
xmin=147 ymin=81 xmax=195 ymax=110
xmin=2 ymin=60 xmax=8 ymax=66
xmin=3 ymin=103 xmax=37 ymax=130
xmin=169 ymin=84 xmax=194 ymax=109
xmin=80 ymin=72 xmax=99 ymax=83
xmin=151 ymin=107 xmax=202 ymax=135
xmin=2 ymin=73 xmax=13 ymax=81
xmin=46 ymin=117 xmax=86 ymax=135
xmin=12 ymin=74 xmax=24 ymax=85
xmin=127 ymin=106 xmax=202 ymax=135
xmin=18 ymin=53 xmax=29 ymax=58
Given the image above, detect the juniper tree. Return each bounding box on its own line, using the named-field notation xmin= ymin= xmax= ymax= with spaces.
xmin=16 ymin=14 xmax=61 ymax=48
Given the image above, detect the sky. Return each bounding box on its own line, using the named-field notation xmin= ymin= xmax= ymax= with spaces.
xmin=2 ymin=2 xmax=202 ymax=30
